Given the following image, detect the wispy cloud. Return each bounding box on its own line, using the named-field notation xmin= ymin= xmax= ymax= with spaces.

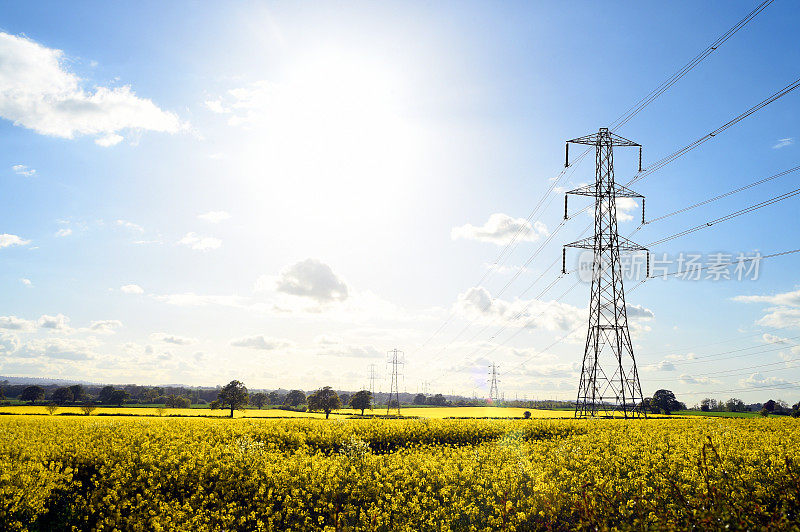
xmin=11 ymin=164 xmax=35 ymax=177
xmin=0 ymin=234 xmax=30 ymax=248
xmin=452 ymin=213 xmax=548 ymax=245
xmin=120 ymin=284 xmax=144 ymax=295
xmin=177 ymin=232 xmax=221 ymax=251
xmin=773 ymin=138 xmax=794 ymax=149
xmin=116 ymin=219 xmax=144 ymax=233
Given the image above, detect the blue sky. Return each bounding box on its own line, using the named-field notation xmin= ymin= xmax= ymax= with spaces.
xmin=0 ymin=1 xmax=798 ymax=403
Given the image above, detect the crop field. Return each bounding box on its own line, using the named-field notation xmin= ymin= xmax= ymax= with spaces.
xmin=1 ymin=416 xmax=798 ymax=531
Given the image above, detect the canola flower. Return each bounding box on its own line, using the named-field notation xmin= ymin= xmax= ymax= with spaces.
xmin=0 ymin=417 xmax=797 ymax=530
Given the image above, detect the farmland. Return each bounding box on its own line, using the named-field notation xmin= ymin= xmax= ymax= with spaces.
xmin=1 ymin=416 xmax=798 ymax=530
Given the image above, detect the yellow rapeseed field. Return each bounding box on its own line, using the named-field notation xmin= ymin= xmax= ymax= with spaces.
xmin=0 ymin=416 xmax=798 ymax=530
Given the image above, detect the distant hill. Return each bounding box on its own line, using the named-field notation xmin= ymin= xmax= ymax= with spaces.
xmin=0 ymin=375 xmax=96 ymax=386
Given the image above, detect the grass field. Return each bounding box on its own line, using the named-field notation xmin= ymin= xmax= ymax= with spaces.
xmin=0 ymin=415 xmax=798 ymax=530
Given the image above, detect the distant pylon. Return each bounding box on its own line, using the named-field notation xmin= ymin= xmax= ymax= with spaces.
xmin=368 ymin=364 xmax=377 ymax=396
xmin=386 ymin=349 xmax=404 ymax=415
xmin=563 ymin=127 xmax=647 ymax=418
xmin=488 ymin=363 xmax=500 ymax=402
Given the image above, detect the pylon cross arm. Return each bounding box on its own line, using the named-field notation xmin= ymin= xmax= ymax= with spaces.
xmin=567 ymin=131 xmax=640 ymax=147
xmin=565 ymin=183 xmax=643 ymax=198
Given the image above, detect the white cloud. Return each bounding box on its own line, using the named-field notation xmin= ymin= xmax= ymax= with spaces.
xmin=197 ymin=210 xmax=231 ymax=223
xmin=733 ymin=289 xmax=800 ymax=329
xmin=773 ymin=138 xmax=794 ymax=149
xmin=0 ymin=316 xmax=36 ymax=331
xmin=0 ymin=32 xmax=184 ymax=144
xmin=318 ymin=344 xmax=383 ymax=358
xmin=455 ymin=286 xmax=583 ymax=332
xmin=54 ymin=228 xmax=72 ymax=237
xmin=89 ymin=320 xmax=122 ymax=334
xmin=230 ymin=335 xmax=291 ymax=350
xmin=733 ymin=289 xmax=800 ymax=307
xmin=679 ymin=374 xmax=716 ymax=385
xmin=741 ymin=372 xmax=792 ymax=387
xmin=452 ymin=213 xmax=548 ymax=245
xmin=626 ymin=304 xmax=654 ymax=320
xmin=116 ymin=219 xmax=144 ymax=232
xmin=616 ymin=197 xmax=639 ymax=223
xmin=20 ymin=278 xmax=31 ymax=286
xmin=656 ymin=361 xmax=676 ymax=371
xmin=120 ymin=284 xmax=144 ymax=294
xmin=37 ymin=313 xmax=70 ymax=330
xmin=204 ymin=99 xmax=225 ymax=114
xmin=17 ymin=337 xmax=99 ymax=360
xmin=177 ymin=232 xmax=221 ymax=251
xmin=754 ymin=309 xmax=800 ymax=329
xmin=0 ymin=234 xmax=30 ymax=248
xmin=763 ymin=333 xmax=790 ymax=344
xmin=270 ymin=258 xmax=348 ymax=303
xmin=11 ymin=164 xmax=35 ymax=177
xmin=150 ymin=333 xmax=197 ymax=345
xmin=95 ymin=133 xmax=123 ymax=147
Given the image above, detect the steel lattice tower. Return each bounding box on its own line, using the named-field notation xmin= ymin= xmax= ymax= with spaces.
xmin=367 ymin=364 xmax=377 ymax=396
xmin=386 ymin=349 xmax=403 ymax=415
xmin=562 ymin=128 xmax=648 ymax=418
xmin=488 ymin=363 xmax=500 ymax=402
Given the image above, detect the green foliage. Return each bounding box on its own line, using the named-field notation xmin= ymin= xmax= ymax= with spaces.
xmin=283 ymin=389 xmax=306 ymax=407
xmin=217 ymin=380 xmax=248 ymax=418
xmin=20 ymin=385 xmax=45 ymax=403
xmin=251 ymin=393 xmax=268 ymax=409
xmin=349 ymin=390 xmax=373 ymax=415
xmin=307 ymin=386 xmax=341 ymax=419
xmin=51 ymin=387 xmax=73 ymax=405
xmin=109 ymin=390 xmax=130 ymax=407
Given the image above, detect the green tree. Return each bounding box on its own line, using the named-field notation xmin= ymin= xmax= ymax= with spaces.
xmin=217 ymin=380 xmax=249 ymax=418
xmin=80 ymin=403 xmax=97 ymax=416
xmin=20 ymin=385 xmax=45 ymax=403
xmin=307 ymin=386 xmax=341 ymax=419
xmin=109 ymin=389 xmax=130 ymax=407
xmin=51 ymin=387 xmax=74 ymax=405
xmin=726 ymin=397 xmax=746 ymax=413
xmin=267 ymin=391 xmax=283 ymax=405
xmin=45 ymin=403 xmax=59 ymax=415
xmin=284 ymin=389 xmax=306 ymax=407
xmin=68 ymin=384 xmax=85 ymax=402
xmin=413 ymin=393 xmax=426 ymax=405
xmin=251 ymin=392 xmax=268 ymax=409
xmin=98 ymin=385 xmax=115 ymax=404
xmin=651 ymin=389 xmax=683 ymax=415
xmin=349 ymin=390 xmax=373 ymax=415
xmin=428 ymin=393 xmax=448 ymax=406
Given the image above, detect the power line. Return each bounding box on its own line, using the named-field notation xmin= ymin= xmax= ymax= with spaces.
xmin=646 ymin=186 xmax=800 ymax=247
xmin=629 ymin=76 xmax=800 ymax=187
xmin=680 ymin=380 xmax=800 ymax=397
xmin=652 ymin=247 xmax=800 ymax=279
xmin=608 ymin=0 xmax=775 ymax=132
xmin=646 ymin=164 xmax=800 ymax=224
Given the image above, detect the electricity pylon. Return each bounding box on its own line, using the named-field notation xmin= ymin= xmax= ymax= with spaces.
xmin=368 ymin=364 xmax=377 ymax=396
xmin=563 ymin=128 xmax=647 ymax=418
xmin=488 ymin=363 xmax=500 ymax=402
xmin=386 ymin=349 xmax=404 ymax=415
